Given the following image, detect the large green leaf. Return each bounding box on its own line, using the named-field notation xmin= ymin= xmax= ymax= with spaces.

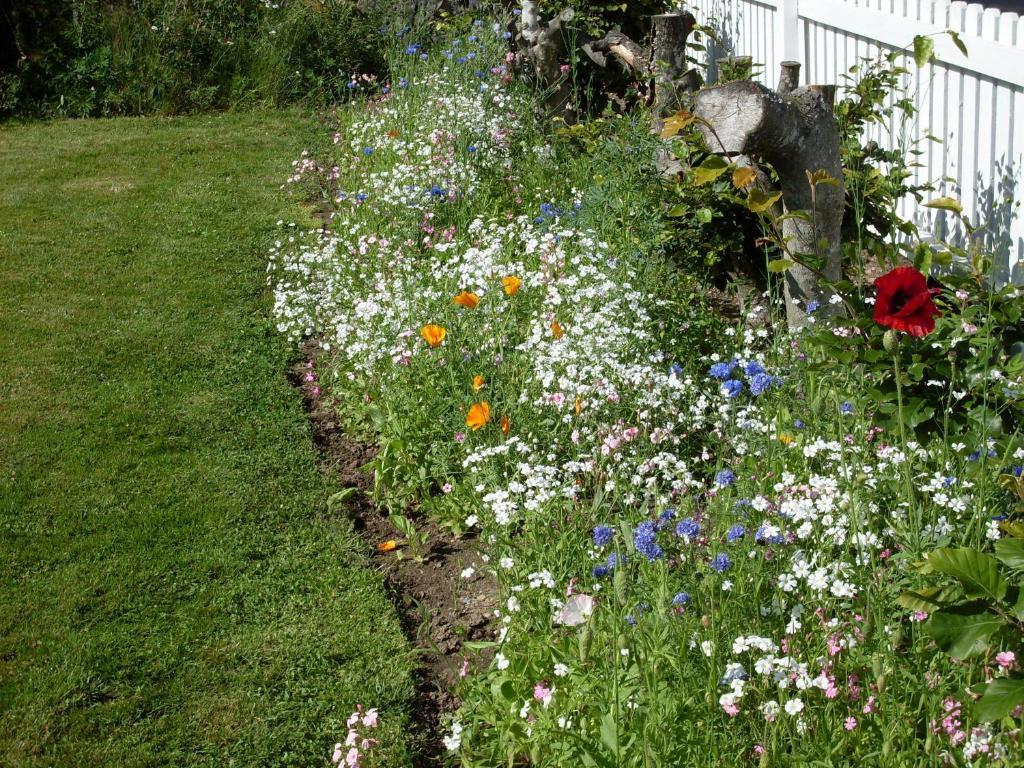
xmin=896 ymin=586 xmax=958 ymax=612
xmin=994 ymin=538 xmax=1024 ymax=571
xmin=926 ymin=547 xmax=1007 ymax=601
xmin=924 ymin=608 xmax=1001 ymax=659
xmin=975 ymin=678 xmax=1024 ymax=722
xmin=913 ymin=35 xmax=935 ymax=67
xmin=693 ymin=155 xmax=729 ymax=185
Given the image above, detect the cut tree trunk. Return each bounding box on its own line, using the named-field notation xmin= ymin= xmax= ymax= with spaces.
xmin=692 ymin=62 xmax=845 ymax=329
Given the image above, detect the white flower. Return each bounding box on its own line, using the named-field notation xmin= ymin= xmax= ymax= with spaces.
xmin=443 ymin=722 xmax=463 ymax=752
xmin=553 ymin=663 xmax=570 ymax=677
xmin=460 ymin=567 xmax=475 ymax=579
xmin=495 ymin=653 xmax=510 ymax=670
xmin=784 ymin=698 xmax=805 ymax=715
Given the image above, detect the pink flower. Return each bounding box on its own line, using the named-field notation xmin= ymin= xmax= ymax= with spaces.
xmin=862 ymin=695 xmax=877 ymax=715
xmin=844 ymin=716 xmax=858 ymax=731
xmin=721 ymin=701 xmax=739 ymax=716
xmin=454 ymin=432 xmax=466 ymax=444
xmin=459 ymin=658 xmax=470 ymax=678
xmin=345 ymin=746 xmax=360 ymax=767
xmin=362 ymin=709 xmax=378 ymax=728
xmin=996 ymin=651 xmax=1016 ymax=670
xmin=533 ymin=682 xmax=553 ymax=706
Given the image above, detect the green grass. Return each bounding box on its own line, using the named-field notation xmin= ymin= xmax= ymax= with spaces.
xmin=0 ymin=112 xmax=413 ymax=766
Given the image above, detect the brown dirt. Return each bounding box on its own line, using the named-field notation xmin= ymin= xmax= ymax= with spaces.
xmin=290 ymin=342 xmax=497 ymax=766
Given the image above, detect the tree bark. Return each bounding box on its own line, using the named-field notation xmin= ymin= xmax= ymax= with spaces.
xmin=693 ymin=63 xmax=845 ymax=329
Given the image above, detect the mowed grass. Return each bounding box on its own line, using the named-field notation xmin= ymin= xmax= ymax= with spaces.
xmin=0 ymin=114 xmax=413 ymax=766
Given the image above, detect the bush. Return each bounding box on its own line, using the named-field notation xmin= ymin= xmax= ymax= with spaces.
xmin=2 ymin=0 xmax=387 ymax=117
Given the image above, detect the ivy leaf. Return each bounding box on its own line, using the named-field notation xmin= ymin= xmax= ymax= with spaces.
xmin=926 ymin=548 xmax=1007 ymax=601
xmin=747 ymin=188 xmax=783 ymax=212
xmin=994 ymin=538 xmax=1024 ymax=571
xmin=924 ymin=196 xmax=963 ymax=214
xmin=913 ymin=35 xmax=935 ymax=67
xmin=660 ymin=110 xmax=695 ymax=139
xmin=732 ymin=166 xmax=757 ymax=189
xmin=975 ymin=678 xmax=1024 ymax=722
xmin=924 ymin=608 xmax=1002 ymax=659
xmin=693 ymin=155 xmax=729 ymax=185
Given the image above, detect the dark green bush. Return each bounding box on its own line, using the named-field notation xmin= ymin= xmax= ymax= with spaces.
xmin=2 ymin=0 xmax=387 ymax=117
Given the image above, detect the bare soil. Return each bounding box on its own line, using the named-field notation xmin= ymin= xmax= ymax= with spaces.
xmin=291 ymin=343 xmax=497 ymax=766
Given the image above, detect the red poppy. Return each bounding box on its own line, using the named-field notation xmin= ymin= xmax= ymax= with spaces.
xmin=872 ymin=267 xmax=940 ymax=337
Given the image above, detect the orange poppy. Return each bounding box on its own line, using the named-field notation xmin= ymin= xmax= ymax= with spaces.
xmin=472 ymin=375 xmax=485 ymax=392
xmin=386 ymin=129 xmax=399 ymax=139
xmin=377 ymin=539 xmax=397 ymax=552
xmin=502 ymin=276 xmax=522 ymax=295
xmin=466 ymin=401 xmax=491 ymax=430
xmin=420 ymin=324 xmax=446 ymax=347
xmin=551 ymin=321 xmax=565 ymax=340
xmin=453 ymin=291 xmax=480 ymax=309
xmin=500 ymin=414 xmax=510 ymax=436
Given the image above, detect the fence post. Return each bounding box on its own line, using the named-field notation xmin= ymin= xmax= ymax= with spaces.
xmin=776 ymin=0 xmax=801 ymax=85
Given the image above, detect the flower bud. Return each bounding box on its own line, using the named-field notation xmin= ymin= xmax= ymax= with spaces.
xmin=882 ymin=329 xmax=899 ymax=354
xmin=578 ymin=625 xmax=591 ymax=662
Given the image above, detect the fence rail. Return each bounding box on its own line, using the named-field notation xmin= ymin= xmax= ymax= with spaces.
xmin=683 ymin=0 xmax=1024 ymax=283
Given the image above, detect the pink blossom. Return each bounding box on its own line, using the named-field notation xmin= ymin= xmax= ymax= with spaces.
xmin=996 ymin=651 xmax=1016 ymax=670
xmin=362 ymin=709 xmax=378 ymax=728
xmin=459 ymin=658 xmax=470 ymax=678
xmin=345 ymin=746 xmax=360 ymax=767
xmin=844 ymin=716 xmax=858 ymax=731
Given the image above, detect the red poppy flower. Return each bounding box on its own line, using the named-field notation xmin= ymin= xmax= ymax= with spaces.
xmin=872 ymin=267 xmax=940 ymax=337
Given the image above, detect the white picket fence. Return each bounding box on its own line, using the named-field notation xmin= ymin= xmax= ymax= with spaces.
xmin=681 ymin=0 xmax=1024 ymax=283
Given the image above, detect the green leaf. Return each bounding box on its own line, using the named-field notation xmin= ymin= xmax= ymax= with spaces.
xmin=693 ymin=155 xmax=729 ymax=185
xmin=913 ymin=242 xmax=933 ymax=276
xmin=746 ymin=188 xmax=783 ymax=212
xmin=767 ymin=258 xmax=794 ymax=273
xmin=926 ymin=547 xmax=1007 ymax=601
xmin=948 ymin=29 xmax=968 ymax=57
xmin=975 ymin=678 xmax=1024 ymax=722
xmin=994 ymin=538 xmax=1024 ymax=570
xmin=897 ymin=586 xmax=957 ymax=612
xmin=600 ymin=712 xmax=619 ymax=754
xmin=666 ymin=204 xmax=688 ymax=217
xmin=913 ymin=35 xmax=935 ymax=67
xmin=924 ymin=608 xmax=1002 ymax=659
xmin=924 ymin=196 xmax=963 ymax=214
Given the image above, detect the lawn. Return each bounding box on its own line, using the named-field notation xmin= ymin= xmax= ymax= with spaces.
xmin=0 ymin=113 xmax=412 ymax=767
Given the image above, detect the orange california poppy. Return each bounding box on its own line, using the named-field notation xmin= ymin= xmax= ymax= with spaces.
xmin=500 ymin=414 xmax=510 ymax=436
xmin=386 ymin=129 xmax=399 ymax=139
xmin=466 ymin=401 xmax=491 ymax=430
xmin=453 ymin=291 xmax=480 ymax=309
xmin=377 ymin=539 xmax=397 ymax=552
xmin=551 ymin=321 xmax=565 ymax=340
xmin=472 ymin=375 xmax=485 ymax=392
xmin=502 ymin=276 xmax=522 ymax=296
xmin=574 ymin=397 xmax=582 ymax=415
xmin=420 ymin=324 xmax=446 ymax=347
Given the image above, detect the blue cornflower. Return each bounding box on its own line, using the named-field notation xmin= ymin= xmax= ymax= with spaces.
xmin=467 ymin=144 xmax=477 ymax=153
xmin=429 ymin=184 xmax=447 ymax=197
xmin=355 ymin=192 xmax=368 ymax=202
xmin=722 ymin=379 xmax=743 ymax=398
xmin=362 ymin=147 xmax=373 ymax=156
xmin=841 ymin=401 xmax=854 ymax=414
xmin=675 ymin=518 xmax=700 ymax=540
xmin=1014 ymin=466 xmax=1023 ymax=478
xmin=405 ymin=43 xmax=421 ymax=55
xmin=744 ymin=361 xmax=765 ymax=377
xmin=968 ymin=450 xmax=982 ymax=461
xmin=634 ymin=521 xmax=663 ymax=562
xmin=606 ymin=552 xmax=624 ymax=569
xmin=669 ymin=363 xmax=683 ymax=376
xmin=709 ymin=361 xmax=736 ymax=380
xmin=346 ymin=80 xmax=357 ymax=90
xmin=727 ymin=524 xmax=746 ymax=542
xmin=503 ymin=30 xmax=512 ymax=39
xmin=715 ymin=469 xmax=736 ymax=487
xmin=592 ymin=565 xmax=609 ymax=578
xmin=593 ymin=524 xmax=614 ymax=548
xmin=657 ymin=508 xmax=677 ymax=528
xmin=943 ymin=476 xmax=957 ymax=486
xmin=710 ymin=554 xmax=731 ymax=573
xmin=748 ymin=372 xmax=779 ymax=396
xmin=794 ymin=419 xmax=805 ymax=429
xmin=398 ymin=77 xmax=409 ymax=88
xmin=672 ymin=592 xmax=691 ymax=607
xmin=467 ymin=34 xmax=478 ymax=42
xmin=755 ymin=525 xmax=784 ymax=544
xmin=455 ymin=56 xmax=468 ymax=64
xmin=806 ymin=300 xmax=821 ymax=313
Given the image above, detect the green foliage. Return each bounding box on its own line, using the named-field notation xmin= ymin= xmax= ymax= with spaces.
xmin=2 ymin=0 xmax=386 ymax=117
xmin=903 ymin=542 xmax=1024 ymax=720
xmin=536 ymin=0 xmax=668 ymax=38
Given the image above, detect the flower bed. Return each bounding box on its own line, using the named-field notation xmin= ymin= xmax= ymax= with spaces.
xmin=271 ymin=15 xmax=1024 ymax=767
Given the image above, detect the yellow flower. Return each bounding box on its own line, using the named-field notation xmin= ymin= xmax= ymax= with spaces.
xmin=472 ymin=375 xmax=485 ymax=392
xmin=502 ymin=276 xmax=522 ymax=295
xmin=574 ymin=397 xmax=582 ymax=416
xmin=453 ymin=290 xmax=480 ymax=309
xmin=778 ymin=433 xmax=795 ymax=446
xmin=466 ymin=401 xmax=491 ymax=430
xmin=420 ymin=324 xmax=446 ymax=347
xmin=377 ymin=539 xmax=397 ymax=552
xmin=551 ymin=321 xmax=565 ymax=340
xmin=500 ymin=414 xmax=510 ymax=436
